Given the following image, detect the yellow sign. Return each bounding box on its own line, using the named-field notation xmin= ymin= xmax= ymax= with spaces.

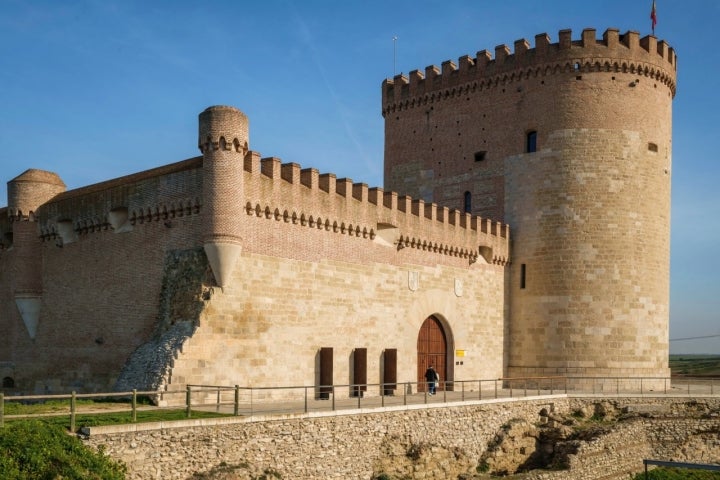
xmin=456 ymin=350 xmax=465 ymax=357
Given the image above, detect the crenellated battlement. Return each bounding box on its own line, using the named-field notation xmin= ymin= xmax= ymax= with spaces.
xmin=38 ymin=198 xmax=202 ymax=242
xmin=242 ymin=152 xmax=509 ymax=265
xmin=30 ymin=157 xmax=203 ymax=243
xmin=16 ymin=150 xmax=509 ymax=266
xmin=197 ymin=105 xmax=249 ymax=155
xmin=0 ymin=207 xmax=9 ymax=250
xmin=382 ymin=28 xmax=677 ymax=114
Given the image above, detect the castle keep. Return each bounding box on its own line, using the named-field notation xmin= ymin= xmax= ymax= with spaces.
xmin=0 ymin=28 xmax=676 ymax=396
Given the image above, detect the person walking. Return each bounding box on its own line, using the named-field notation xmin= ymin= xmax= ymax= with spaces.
xmin=425 ymin=365 xmax=438 ymax=395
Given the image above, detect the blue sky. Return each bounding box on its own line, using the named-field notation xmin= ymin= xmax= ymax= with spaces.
xmin=1 ymin=1 xmax=718 ymax=354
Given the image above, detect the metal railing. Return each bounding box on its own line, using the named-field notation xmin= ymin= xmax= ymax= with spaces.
xmin=184 ymin=376 xmax=573 ymax=416
xmin=1 ymin=375 xmax=718 ymax=430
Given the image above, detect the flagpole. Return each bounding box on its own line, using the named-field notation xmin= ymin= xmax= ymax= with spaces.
xmin=651 ymin=0 xmax=657 ymax=35
xmin=393 ymin=36 xmax=398 ymax=76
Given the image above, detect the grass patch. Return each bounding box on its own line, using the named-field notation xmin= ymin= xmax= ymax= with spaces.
xmin=0 ymin=400 xmax=233 ymax=479
xmin=3 ymin=399 xmax=232 ymax=431
xmin=0 ymin=420 xmax=127 ymax=479
xmin=3 ymin=398 xmax=140 ymax=415
xmin=5 ymin=409 xmax=231 ymax=431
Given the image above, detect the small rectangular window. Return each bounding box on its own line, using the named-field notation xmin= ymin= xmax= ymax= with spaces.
xmin=520 ymin=264 xmax=526 ymax=289
xmin=526 ymin=131 xmax=537 ymax=153
xmin=648 ymin=142 xmax=658 ymax=152
xmin=474 ymin=151 xmax=487 ymax=162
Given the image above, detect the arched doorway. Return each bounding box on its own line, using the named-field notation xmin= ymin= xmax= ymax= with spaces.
xmin=417 ymin=316 xmax=447 ymax=392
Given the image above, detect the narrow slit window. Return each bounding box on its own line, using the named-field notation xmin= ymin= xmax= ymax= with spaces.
xmin=464 ymin=191 xmax=472 ymax=213
xmin=526 ymin=131 xmax=537 ymax=153
xmin=520 ymin=264 xmax=526 ymax=289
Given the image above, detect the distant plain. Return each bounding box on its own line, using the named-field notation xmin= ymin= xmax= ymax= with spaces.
xmin=669 ymin=354 xmax=720 ymax=377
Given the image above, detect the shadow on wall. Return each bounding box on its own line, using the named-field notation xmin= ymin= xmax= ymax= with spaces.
xmin=113 ymin=247 xmax=214 ymax=394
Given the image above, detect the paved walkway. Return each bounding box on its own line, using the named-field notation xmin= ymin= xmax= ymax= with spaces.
xmin=189 ymin=380 xmax=720 ymax=418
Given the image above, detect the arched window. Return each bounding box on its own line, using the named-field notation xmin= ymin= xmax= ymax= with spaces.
xmin=526 ymin=130 xmax=537 ymax=153
xmin=463 ymin=191 xmax=472 ymax=213
xmin=2 ymin=376 xmax=14 ymax=388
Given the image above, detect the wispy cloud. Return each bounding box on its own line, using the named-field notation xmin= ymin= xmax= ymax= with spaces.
xmin=288 ymin=3 xmax=381 ymax=179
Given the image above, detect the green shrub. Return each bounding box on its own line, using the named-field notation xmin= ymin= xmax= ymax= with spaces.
xmin=633 ymin=467 xmax=720 ymax=479
xmin=0 ymin=420 xmax=126 ymax=479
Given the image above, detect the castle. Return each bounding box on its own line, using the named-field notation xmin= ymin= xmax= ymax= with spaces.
xmin=0 ymin=28 xmax=676 ymax=397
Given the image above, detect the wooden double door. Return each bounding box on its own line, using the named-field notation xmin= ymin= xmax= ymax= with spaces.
xmin=417 ymin=316 xmax=447 ymax=392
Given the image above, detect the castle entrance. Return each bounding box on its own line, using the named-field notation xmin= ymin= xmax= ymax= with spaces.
xmin=417 ymin=316 xmax=447 ymax=392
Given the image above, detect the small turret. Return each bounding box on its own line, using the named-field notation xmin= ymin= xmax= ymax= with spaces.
xmin=7 ymin=169 xmax=65 ymax=339
xmin=7 ymin=169 xmax=66 ymax=221
xmin=199 ymin=106 xmax=248 ymax=289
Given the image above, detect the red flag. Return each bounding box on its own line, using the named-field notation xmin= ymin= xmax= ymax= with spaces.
xmin=651 ymin=0 xmax=657 ymax=33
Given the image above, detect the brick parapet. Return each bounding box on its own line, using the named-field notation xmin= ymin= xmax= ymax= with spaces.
xmin=10 ymin=156 xmax=509 ymax=266
xmin=0 ymin=207 xmax=9 ymax=250
xmin=243 ymin=152 xmax=509 ymax=264
xmin=382 ymin=28 xmax=677 ymax=115
xmin=33 ymin=159 xmax=203 ymax=241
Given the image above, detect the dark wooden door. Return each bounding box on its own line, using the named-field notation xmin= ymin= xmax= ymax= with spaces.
xmin=417 ymin=316 xmax=447 ymax=392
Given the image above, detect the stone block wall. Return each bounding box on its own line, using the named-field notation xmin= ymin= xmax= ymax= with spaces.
xmin=83 ymin=396 xmax=720 ymax=480
xmin=164 ymin=247 xmax=506 ymax=397
xmin=505 ymin=127 xmax=670 ymax=380
xmin=84 ymin=397 xmax=560 ymax=479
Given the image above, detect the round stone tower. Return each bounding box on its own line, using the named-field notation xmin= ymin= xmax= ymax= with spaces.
xmin=198 ymin=105 xmax=248 ymax=289
xmin=504 ymin=29 xmax=676 ymax=385
xmin=382 ymin=28 xmax=677 ymax=385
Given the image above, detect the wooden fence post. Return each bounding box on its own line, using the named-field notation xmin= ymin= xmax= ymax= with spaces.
xmin=70 ymin=391 xmax=76 ymax=432
xmin=186 ymin=386 xmax=192 ymax=418
xmin=132 ymin=389 xmax=137 ymax=423
xmin=234 ymin=385 xmax=239 ymax=416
